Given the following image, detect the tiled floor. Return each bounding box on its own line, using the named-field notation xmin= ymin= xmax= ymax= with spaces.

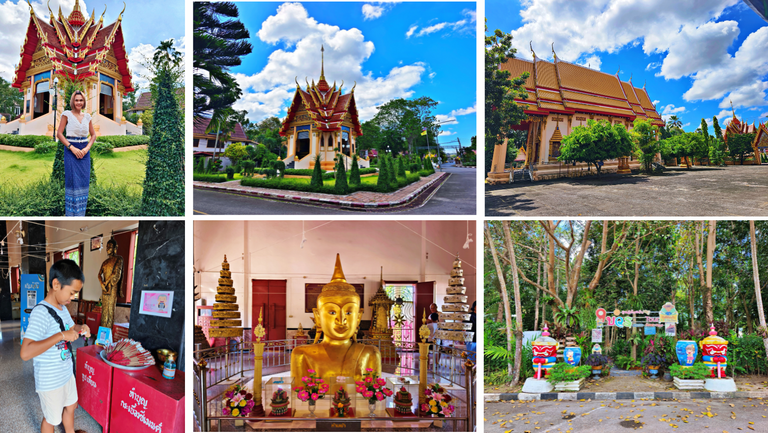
xmin=0 ymin=319 xmax=103 ymax=432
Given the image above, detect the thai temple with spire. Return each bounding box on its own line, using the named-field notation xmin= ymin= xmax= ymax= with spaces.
xmin=724 ymin=100 xmax=768 ymax=164
xmin=488 ymin=43 xmax=665 ymax=183
xmin=279 ymin=46 xmax=366 ymax=170
xmin=0 ymin=0 xmax=140 ymax=137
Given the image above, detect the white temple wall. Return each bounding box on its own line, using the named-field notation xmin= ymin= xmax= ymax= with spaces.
xmin=194 ymin=220 xmax=477 ymax=332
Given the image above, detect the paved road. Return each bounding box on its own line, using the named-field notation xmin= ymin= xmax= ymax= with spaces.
xmin=486 ymin=165 xmax=768 ymax=217
xmin=194 ymin=164 xmax=476 ymax=215
xmin=485 ymin=398 xmax=768 ymax=433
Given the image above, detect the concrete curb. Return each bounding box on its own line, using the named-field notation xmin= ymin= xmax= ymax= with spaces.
xmin=193 ymin=172 xmax=448 ymax=210
xmin=485 ymin=390 xmax=768 ymax=402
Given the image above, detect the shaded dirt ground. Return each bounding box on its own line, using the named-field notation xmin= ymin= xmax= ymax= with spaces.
xmin=485 ymin=375 xmax=768 ymax=394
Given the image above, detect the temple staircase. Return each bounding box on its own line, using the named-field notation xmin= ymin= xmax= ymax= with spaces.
xmin=511 ymin=169 xmax=533 ymax=183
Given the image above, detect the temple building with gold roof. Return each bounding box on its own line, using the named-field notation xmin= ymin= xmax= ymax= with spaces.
xmin=488 ymin=45 xmax=664 ymax=183
xmin=279 ymin=46 xmax=367 ymax=170
xmin=0 ymin=0 xmax=141 ymax=137
xmin=723 ymin=103 xmax=768 ymax=164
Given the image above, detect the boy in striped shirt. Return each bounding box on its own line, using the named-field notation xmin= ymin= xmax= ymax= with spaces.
xmin=20 ymin=259 xmax=91 ymax=433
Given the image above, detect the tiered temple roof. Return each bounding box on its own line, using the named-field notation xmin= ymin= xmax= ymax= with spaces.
xmin=279 ymin=46 xmax=362 ymax=137
xmin=12 ymin=0 xmax=133 ymax=91
xmin=501 ymin=51 xmax=663 ymax=126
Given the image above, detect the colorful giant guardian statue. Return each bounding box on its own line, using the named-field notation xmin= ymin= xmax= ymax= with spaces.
xmin=531 ymin=324 xmax=558 ymax=379
xmin=700 ymin=324 xmax=729 ymax=378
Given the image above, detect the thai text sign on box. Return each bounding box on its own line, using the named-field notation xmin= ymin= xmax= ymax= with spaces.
xmin=595 ymin=302 xmax=678 ymax=329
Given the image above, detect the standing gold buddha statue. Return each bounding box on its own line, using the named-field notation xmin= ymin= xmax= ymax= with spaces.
xmin=290 ymin=254 xmax=382 ymax=383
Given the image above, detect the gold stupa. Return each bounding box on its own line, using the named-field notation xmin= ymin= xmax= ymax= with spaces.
xmin=208 ymin=255 xmax=243 ymax=338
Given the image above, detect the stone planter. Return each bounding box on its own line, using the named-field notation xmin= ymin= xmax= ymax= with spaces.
xmin=591 ymin=365 xmax=603 ymax=379
xmin=521 ymin=377 xmax=554 ymax=393
xmin=672 ymin=376 xmax=705 ymax=390
xmin=647 ymin=365 xmax=660 ymax=379
xmin=704 ymin=378 xmax=737 ymax=392
xmin=554 ymin=378 xmax=585 ymax=392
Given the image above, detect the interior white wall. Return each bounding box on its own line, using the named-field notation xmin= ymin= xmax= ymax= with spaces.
xmin=193 ymin=220 xmax=477 ymax=331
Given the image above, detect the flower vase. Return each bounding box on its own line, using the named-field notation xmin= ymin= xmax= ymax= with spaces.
xmin=307 ymin=400 xmax=316 ymax=417
xmin=368 ymin=401 xmax=377 ymax=417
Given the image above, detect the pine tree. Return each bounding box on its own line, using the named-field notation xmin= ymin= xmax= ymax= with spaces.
xmin=140 ymin=55 xmax=185 ymax=216
xmin=334 ymin=153 xmax=349 ymax=194
xmin=205 ymin=157 xmax=212 ymax=173
xmin=713 ymin=116 xmax=723 ymax=141
xmin=397 ymin=156 xmax=406 ymax=178
xmin=349 ymin=153 xmax=361 ymax=186
xmin=310 ymin=154 xmax=323 ymax=189
xmin=388 ymin=156 xmax=398 ymax=189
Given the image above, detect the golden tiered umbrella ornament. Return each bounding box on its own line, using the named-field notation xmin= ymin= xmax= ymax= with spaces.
xmin=209 ymin=255 xmax=243 ymax=338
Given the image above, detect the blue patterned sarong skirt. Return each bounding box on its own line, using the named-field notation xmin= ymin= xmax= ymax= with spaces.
xmin=64 ymin=136 xmax=90 ymax=216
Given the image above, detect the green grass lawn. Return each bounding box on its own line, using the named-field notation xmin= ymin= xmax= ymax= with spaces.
xmin=0 ymin=149 xmax=146 ymax=193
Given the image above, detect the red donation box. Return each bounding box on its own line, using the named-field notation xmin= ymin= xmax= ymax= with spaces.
xmin=110 ymin=364 xmax=185 ymax=433
xmin=86 ymin=311 xmax=102 ymax=330
xmin=76 ymin=346 xmax=114 ymax=432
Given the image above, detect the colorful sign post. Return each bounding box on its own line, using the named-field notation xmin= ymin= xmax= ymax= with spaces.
xmin=20 ymin=274 xmax=45 ymax=342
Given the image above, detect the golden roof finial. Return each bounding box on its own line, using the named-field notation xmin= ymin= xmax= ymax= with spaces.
xmin=320 ymin=45 xmax=325 ymax=80
xmin=295 ymin=76 xmax=300 ymax=88
xmin=330 ymin=253 xmax=346 ymax=283
xmin=629 ymin=73 xmax=633 ymax=83
xmin=530 ymin=41 xmax=536 ymax=59
xmin=118 ymin=1 xmax=126 ymax=21
xmin=100 ymin=5 xmax=107 ymax=23
xmin=26 ymin=0 xmax=34 ymax=14
xmin=616 ymin=65 xmax=620 ymax=76
xmin=731 ymin=100 xmax=736 ymax=118
xmin=551 ymin=42 xmax=557 ymax=61
xmin=351 ymin=81 xmax=357 ymax=93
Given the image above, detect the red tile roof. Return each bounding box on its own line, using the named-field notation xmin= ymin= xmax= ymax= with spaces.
xmin=128 ymin=88 xmax=186 ymax=112
xmin=193 ymin=117 xmax=251 ymax=143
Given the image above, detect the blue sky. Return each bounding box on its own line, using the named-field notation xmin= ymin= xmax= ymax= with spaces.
xmin=0 ymin=0 xmax=186 ymax=90
xmin=230 ymin=2 xmax=477 ymax=150
xmin=486 ymin=0 xmax=768 ymax=132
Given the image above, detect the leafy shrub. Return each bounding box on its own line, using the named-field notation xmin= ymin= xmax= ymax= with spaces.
xmin=641 ymin=353 xmax=666 ymax=367
xmin=607 ymin=338 xmax=632 ymax=359
xmin=96 ymin=135 xmax=150 ymax=148
xmin=584 ymin=353 xmax=610 ymax=367
xmin=669 ymin=362 xmax=711 ymax=380
xmin=483 ymin=321 xmax=535 ymax=383
xmin=34 ymin=141 xmax=57 ymax=154
xmin=91 ymin=141 xmax=115 ymax=155
xmin=410 ymin=163 xmax=420 ymax=173
xmin=334 ymin=155 xmax=349 ymax=194
xmin=86 ymin=183 xmax=142 ymax=216
xmin=726 ymin=333 xmax=768 ymax=376
xmin=0 ymin=178 xmax=142 ymax=216
xmin=242 ymin=160 xmax=255 ymax=177
xmin=193 ymin=174 xmax=228 ymax=183
xmin=225 ymin=166 xmax=235 ymax=179
xmin=614 ymin=355 xmax=640 ymax=370
xmin=546 ymin=363 xmax=590 ymax=384
xmin=359 ymin=168 xmax=377 ymax=175
xmin=349 ymin=154 xmax=361 ymax=186
xmin=273 ymin=159 xmax=285 ymax=175
xmin=417 ymin=169 xmax=432 ymax=177
xmin=0 ymin=134 xmax=53 ymax=148
xmin=310 ymin=155 xmax=323 ymax=188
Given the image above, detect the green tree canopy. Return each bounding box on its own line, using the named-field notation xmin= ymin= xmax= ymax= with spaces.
xmin=558 ymin=119 xmax=633 ymax=176
xmin=729 ymin=133 xmax=756 ymax=165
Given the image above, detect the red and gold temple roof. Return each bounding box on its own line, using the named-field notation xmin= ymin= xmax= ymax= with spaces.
xmin=12 ymin=0 xmax=133 ymax=92
xmin=279 ymin=47 xmax=362 ymax=137
xmin=503 ymin=54 xmax=664 ymax=127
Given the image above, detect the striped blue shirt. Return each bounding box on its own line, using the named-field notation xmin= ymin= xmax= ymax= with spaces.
xmin=24 ymin=300 xmax=75 ymax=392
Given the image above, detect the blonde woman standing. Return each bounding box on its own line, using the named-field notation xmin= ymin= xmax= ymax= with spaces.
xmin=56 ymin=91 xmax=96 ymax=216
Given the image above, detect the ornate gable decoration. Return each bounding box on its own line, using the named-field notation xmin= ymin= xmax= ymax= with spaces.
xmin=12 ymin=0 xmax=133 ymax=92
xmin=280 ymin=46 xmax=362 ymax=137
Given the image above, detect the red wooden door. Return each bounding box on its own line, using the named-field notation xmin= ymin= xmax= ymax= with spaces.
xmin=251 ymin=279 xmax=287 ymax=341
xmin=415 ymin=281 xmax=435 ymax=328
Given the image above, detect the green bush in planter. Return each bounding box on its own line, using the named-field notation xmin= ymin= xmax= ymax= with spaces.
xmin=669 ymin=362 xmax=711 ymax=380
xmin=546 ymin=362 xmax=591 ymax=385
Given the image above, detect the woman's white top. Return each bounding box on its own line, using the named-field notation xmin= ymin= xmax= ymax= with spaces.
xmin=62 ymin=111 xmax=91 ymax=138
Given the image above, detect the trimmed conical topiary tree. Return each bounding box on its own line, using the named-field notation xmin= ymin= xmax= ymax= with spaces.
xmin=310 ymin=154 xmax=323 ymax=188
xmin=397 ymin=156 xmax=406 ymax=178
xmin=349 ymin=153 xmax=361 ymax=186
xmin=377 ymin=155 xmax=389 ymax=190
xmin=388 ymin=156 xmax=398 ymax=189
xmin=334 ymin=153 xmax=349 ymax=194
xmin=140 ymin=65 xmax=185 ymax=216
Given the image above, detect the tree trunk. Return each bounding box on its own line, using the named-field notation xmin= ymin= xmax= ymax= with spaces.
xmin=484 ymin=222 xmax=515 ymax=379
xmin=695 ymin=222 xmax=706 ymax=328
xmin=704 ymin=220 xmax=716 ymax=324
xmin=534 ymin=257 xmax=541 ymax=331
xmin=631 ymin=237 xmax=639 ymax=362
xmin=496 ymin=302 xmax=503 ymax=323
xmin=502 ymin=222 xmax=525 ymax=387
xmin=688 ymin=256 xmax=695 ymax=330
xmin=749 ymin=221 xmax=768 ymax=360
xmin=742 ymin=293 xmax=754 ymax=335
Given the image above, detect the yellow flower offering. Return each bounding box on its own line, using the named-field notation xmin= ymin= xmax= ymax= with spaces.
xmin=429 ymin=400 xmax=437 ymax=406
xmin=431 ymin=406 xmax=438 ymax=413
xmin=232 ymin=408 xmax=240 ymax=417
xmin=230 ymin=402 xmax=236 ymax=408
xmin=239 ymin=400 xmax=247 ymax=407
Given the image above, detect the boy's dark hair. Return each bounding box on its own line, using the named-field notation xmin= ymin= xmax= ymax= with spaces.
xmin=48 ymin=259 xmax=84 ymax=289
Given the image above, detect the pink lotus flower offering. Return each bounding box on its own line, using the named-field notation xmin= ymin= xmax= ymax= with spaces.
xmin=356 ymin=369 xmax=392 ymax=405
xmin=295 ymin=369 xmax=328 ymax=402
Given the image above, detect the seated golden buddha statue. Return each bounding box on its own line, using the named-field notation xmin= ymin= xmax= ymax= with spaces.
xmin=291 ymin=254 xmax=382 ymax=383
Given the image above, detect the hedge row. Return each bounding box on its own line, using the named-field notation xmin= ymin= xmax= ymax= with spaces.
xmin=0 ymin=134 xmax=149 ymax=148
xmin=239 ymin=171 xmax=423 ymax=195
xmin=193 ymin=174 xmax=228 ymax=183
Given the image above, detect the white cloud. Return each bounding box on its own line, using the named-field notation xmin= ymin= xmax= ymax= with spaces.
xmin=715 ymin=109 xmax=734 ymax=126
xmin=646 ymin=62 xmax=661 ymax=71
xmin=652 ymin=100 xmax=660 ymax=106
xmin=681 ymin=122 xmax=691 ymax=127
xmin=434 ymin=103 xmax=476 ymax=126
xmin=127 ymin=36 xmax=187 ymax=91
xmin=449 ymin=103 xmax=476 ymax=117
xmin=660 ymin=103 xmax=686 ymax=121
xmin=509 ymin=0 xmax=768 ymax=110
xmin=428 ymin=71 xmax=436 ymax=79
xmin=405 ymin=25 xmax=418 ymax=38
xmin=683 ymin=26 xmax=768 ymax=106
xmin=362 ymin=4 xmax=384 ymax=20
xmin=435 ymin=114 xmax=457 ymax=125
xmin=236 ymin=3 xmax=426 ymax=123
xmin=577 ymin=55 xmax=602 ymax=71
xmin=438 ymin=130 xmax=454 ymax=136
xmin=362 ymin=2 xmax=398 ymax=21
xmin=413 ymin=9 xmax=476 ymax=38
